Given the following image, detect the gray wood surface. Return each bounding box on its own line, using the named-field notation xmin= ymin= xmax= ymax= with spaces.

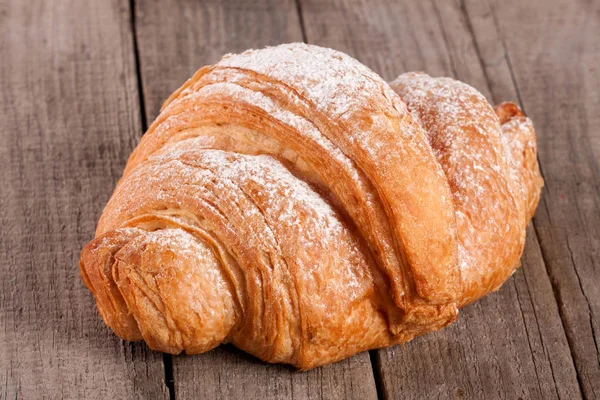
xmin=481 ymin=1 xmax=600 ymax=397
xmin=0 ymin=0 xmax=167 ymax=399
xmin=1 ymin=0 xmax=598 ymax=399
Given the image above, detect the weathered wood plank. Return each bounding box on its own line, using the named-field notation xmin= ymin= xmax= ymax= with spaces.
xmin=173 ymin=345 xmax=377 ymax=400
xmin=299 ymin=0 xmax=581 ymax=398
xmin=431 ymin=2 xmax=583 ymax=397
xmin=0 ymin=0 xmax=167 ymax=399
xmin=473 ymin=0 xmax=600 ymax=397
xmin=132 ymin=1 xmax=379 ymax=398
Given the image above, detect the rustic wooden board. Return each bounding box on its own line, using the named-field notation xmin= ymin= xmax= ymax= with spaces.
xmin=2 ymin=0 xmax=598 ymax=399
xmin=298 ymin=0 xmax=582 ymax=398
xmin=0 ymin=0 xmax=167 ymax=399
xmin=480 ymin=0 xmax=600 ymax=397
xmin=132 ymin=0 xmax=378 ymax=398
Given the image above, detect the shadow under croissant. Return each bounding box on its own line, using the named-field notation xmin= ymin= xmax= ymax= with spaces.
xmin=176 ymin=343 xmax=298 ymax=370
xmin=163 ymin=342 xmax=381 ymax=396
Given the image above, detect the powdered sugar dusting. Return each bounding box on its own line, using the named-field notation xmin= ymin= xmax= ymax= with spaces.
xmin=218 ymin=44 xmax=406 ymax=129
xmin=144 ymin=228 xmax=210 ymax=260
xmin=107 ymin=144 xmax=369 ymax=295
xmin=196 ymin=80 xmax=361 ymax=182
xmin=128 ymin=50 xmax=413 ymax=306
xmin=391 ymin=73 xmax=526 ymax=303
xmin=192 ymin=149 xmax=345 ymax=245
xmin=213 ymin=44 xmax=461 ymax=303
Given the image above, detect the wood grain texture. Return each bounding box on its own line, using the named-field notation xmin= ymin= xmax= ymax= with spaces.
xmin=475 ymin=0 xmax=600 ymax=397
xmin=0 ymin=1 xmax=168 ymax=399
xmin=173 ymin=345 xmax=377 ymax=400
xmin=298 ymin=0 xmax=582 ymax=398
xmin=132 ymin=1 xmax=378 ymax=398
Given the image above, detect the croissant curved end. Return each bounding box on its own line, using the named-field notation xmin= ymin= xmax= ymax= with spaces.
xmin=390 ymin=73 xmax=543 ymax=306
xmin=80 ymin=229 xmax=143 ymax=341
xmin=81 ymin=227 xmax=238 ymax=354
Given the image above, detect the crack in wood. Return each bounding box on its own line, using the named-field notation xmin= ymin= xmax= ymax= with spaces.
xmin=519 ymin=260 xmax=565 ymax=399
xmin=566 ymin=238 xmax=600 ymax=365
xmin=511 ymin=278 xmax=548 ymax=398
xmin=294 ymin=0 xmax=308 ymax=44
xmin=531 ymin=218 xmax=589 ymax=399
xmin=369 ymin=351 xmax=386 ymax=400
xmin=129 ymin=0 xmax=148 ymax=133
xmin=431 ymin=0 xmax=458 ymax=78
xmin=484 ymin=0 xmax=525 ymax=111
xmin=128 ymin=0 xmax=174 ymax=399
xmin=458 ymin=0 xmax=495 ymax=103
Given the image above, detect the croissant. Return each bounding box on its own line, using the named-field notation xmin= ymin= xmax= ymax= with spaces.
xmin=80 ymin=43 xmax=543 ymax=369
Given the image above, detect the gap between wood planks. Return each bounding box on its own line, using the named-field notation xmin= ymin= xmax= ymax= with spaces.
xmin=128 ymin=0 xmax=176 ymax=399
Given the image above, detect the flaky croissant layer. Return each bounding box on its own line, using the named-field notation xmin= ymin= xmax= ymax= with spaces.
xmin=80 ymin=43 xmax=542 ymax=369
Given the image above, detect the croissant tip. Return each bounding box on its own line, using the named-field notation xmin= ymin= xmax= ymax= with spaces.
xmin=494 ymin=101 xmax=526 ymax=124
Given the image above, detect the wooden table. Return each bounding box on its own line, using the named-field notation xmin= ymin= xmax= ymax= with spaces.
xmin=1 ymin=0 xmax=598 ymax=399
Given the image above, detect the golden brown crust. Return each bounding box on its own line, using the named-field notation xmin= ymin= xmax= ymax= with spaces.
xmin=389 ymin=73 xmax=542 ymax=305
xmin=122 ymin=45 xmax=460 ymax=309
xmin=80 ymin=43 xmax=542 ymax=368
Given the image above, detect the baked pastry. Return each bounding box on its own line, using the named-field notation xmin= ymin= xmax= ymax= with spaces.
xmin=80 ymin=43 xmax=543 ymax=369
